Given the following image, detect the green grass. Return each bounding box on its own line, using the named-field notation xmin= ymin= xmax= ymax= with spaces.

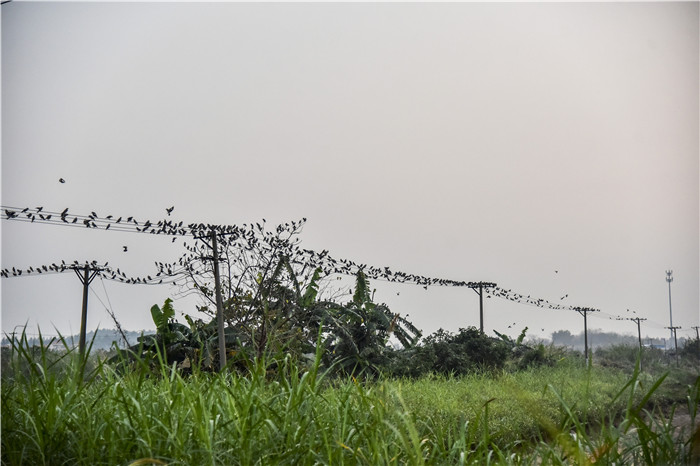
xmin=2 ymin=332 xmax=698 ymax=465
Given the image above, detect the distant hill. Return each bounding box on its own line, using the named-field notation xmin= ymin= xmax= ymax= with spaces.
xmin=1 ymin=328 xmax=156 ymax=351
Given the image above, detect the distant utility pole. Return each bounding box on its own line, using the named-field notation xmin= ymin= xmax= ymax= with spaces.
xmin=574 ymin=307 xmax=599 ymax=364
xmin=692 ymin=326 xmax=700 ymax=341
xmin=619 ymin=316 xmax=647 ymax=371
xmin=666 ymin=326 xmax=681 ymax=366
xmin=70 ymin=263 xmax=105 ymax=360
xmin=666 ymin=270 xmax=674 ymax=344
xmin=469 ymin=282 xmax=496 ymax=333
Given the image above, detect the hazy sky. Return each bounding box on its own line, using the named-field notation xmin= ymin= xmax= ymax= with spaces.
xmin=2 ymin=2 xmax=698 ymax=344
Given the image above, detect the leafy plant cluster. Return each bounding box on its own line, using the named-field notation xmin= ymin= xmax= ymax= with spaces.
xmin=112 ymin=262 xmax=422 ymax=377
xmin=384 ymin=326 xmax=564 ymax=379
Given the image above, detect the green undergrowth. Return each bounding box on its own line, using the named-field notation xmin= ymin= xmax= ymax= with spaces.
xmin=2 ymin=333 xmax=699 ymax=465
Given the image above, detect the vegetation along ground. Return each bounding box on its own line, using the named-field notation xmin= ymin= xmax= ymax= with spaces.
xmin=2 ymin=232 xmax=699 ymax=464
xmin=2 ymin=326 xmax=698 ymax=465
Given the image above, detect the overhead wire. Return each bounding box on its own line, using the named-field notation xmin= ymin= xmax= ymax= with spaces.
xmin=3 ymin=205 xmax=697 ymax=333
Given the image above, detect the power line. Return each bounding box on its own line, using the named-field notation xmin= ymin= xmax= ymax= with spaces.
xmin=4 ymin=204 xmax=696 ymax=334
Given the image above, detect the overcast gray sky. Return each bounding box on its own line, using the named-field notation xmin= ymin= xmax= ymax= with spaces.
xmin=2 ymin=2 xmax=698 ymax=344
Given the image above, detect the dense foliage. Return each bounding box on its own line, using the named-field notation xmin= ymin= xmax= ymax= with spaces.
xmin=2 ymin=331 xmax=699 ymax=466
xmin=110 ymin=265 xmax=422 ymax=377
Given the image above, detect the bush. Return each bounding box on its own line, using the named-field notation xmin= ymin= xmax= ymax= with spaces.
xmin=679 ymin=338 xmax=700 ymax=362
xmin=515 ymin=343 xmax=555 ymax=370
xmin=383 ymin=327 xmax=510 ymax=378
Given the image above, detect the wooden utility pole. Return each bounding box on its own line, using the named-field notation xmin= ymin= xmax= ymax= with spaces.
xmin=469 ymin=282 xmax=496 ymax=333
xmin=666 ymin=325 xmax=681 ymax=366
xmin=194 ymin=229 xmax=232 ymax=371
xmin=619 ymin=316 xmax=647 ymax=371
xmin=72 ymin=264 xmax=104 ymax=360
xmin=210 ymin=230 xmax=227 ymax=371
xmin=574 ymin=307 xmax=599 ymax=364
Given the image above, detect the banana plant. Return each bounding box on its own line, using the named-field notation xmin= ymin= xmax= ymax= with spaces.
xmin=109 ymin=299 xmax=244 ymax=373
xmin=494 ymin=327 xmax=528 ymax=347
xmin=322 ymin=270 xmax=421 ymax=376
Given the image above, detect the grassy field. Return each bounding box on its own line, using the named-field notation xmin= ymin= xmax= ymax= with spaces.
xmin=2 ymin=335 xmax=699 ymax=465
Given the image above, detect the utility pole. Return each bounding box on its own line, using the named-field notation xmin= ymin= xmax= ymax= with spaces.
xmin=71 ymin=263 xmax=104 ymax=360
xmin=618 ymin=316 xmax=647 ymax=371
xmin=666 ymin=326 xmax=681 ymax=366
xmin=210 ymin=229 xmax=227 ymax=371
xmin=195 ymin=230 xmax=228 ymax=371
xmin=692 ymin=326 xmax=699 ymax=341
xmin=469 ymin=282 xmax=496 ymax=333
xmin=574 ymin=307 xmax=598 ymax=364
xmin=666 ymin=270 xmax=674 ymax=344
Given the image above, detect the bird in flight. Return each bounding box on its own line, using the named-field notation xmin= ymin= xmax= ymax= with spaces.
xmin=59 ymin=178 xmax=65 ymax=183
xmin=123 ymin=246 xmax=128 ymax=252
xmin=166 ymin=206 xmax=174 ymax=216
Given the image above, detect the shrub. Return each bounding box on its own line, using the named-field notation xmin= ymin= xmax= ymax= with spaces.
xmin=384 ymin=327 xmax=510 ymax=378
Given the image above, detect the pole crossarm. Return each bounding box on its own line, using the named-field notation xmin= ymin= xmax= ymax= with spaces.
xmin=469 ymin=282 xmax=497 ymax=296
xmin=616 ymin=316 xmax=647 ymax=324
xmin=573 ymin=306 xmax=599 ymax=316
xmin=71 ymin=264 xmax=105 ymax=285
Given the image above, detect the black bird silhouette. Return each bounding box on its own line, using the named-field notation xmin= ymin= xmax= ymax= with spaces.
xmin=123 ymin=246 xmax=128 ymax=252
xmin=166 ymin=206 xmax=174 ymax=216
xmin=59 ymin=178 xmax=65 ymax=183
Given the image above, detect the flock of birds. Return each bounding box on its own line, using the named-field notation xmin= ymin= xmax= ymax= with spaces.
xmin=487 ymin=287 xmax=576 ymax=311
xmin=0 ymin=173 xmax=679 ymax=332
xmin=1 ymin=204 xmax=609 ymax=321
xmin=2 ymin=205 xmax=498 ymax=290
